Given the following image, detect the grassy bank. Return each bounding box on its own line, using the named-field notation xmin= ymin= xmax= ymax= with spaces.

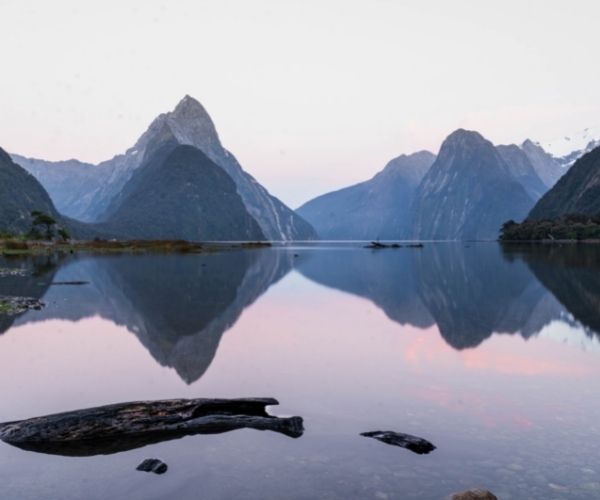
xmin=0 ymin=238 xmax=272 ymax=256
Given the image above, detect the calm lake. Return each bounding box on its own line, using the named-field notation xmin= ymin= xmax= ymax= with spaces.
xmin=1 ymin=243 xmax=600 ymax=499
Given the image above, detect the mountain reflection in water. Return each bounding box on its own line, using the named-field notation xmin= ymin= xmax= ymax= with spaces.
xmin=2 ymin=243 xmax=600 ymax=384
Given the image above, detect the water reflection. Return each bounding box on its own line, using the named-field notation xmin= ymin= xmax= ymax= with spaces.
xmin=296 ymin=244 xmax=597 ymax=348
xmin=2 ymin=243 xmax=600 ymax=384
xmin=4 ymin=250 xmax=293 ymax=383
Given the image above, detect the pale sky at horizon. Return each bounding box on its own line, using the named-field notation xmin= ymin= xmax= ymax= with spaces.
xmin=1 ymin=0 xmax=599 ymax=207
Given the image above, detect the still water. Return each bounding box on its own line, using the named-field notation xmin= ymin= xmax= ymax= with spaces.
xmin=1 ymin=243 xmax=600 ymax=499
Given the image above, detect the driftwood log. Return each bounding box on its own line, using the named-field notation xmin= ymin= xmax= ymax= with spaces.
xmin=361 ymin=430 xmax=436 ymax=454
xmin=0 ymin=397 xmax=303 ymax=456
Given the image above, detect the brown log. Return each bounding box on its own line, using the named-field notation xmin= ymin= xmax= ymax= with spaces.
xmin=0 ymin=397 xmax=303 ymax=456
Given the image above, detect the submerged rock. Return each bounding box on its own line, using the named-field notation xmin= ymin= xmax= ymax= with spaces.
xmin=51 ymin=281 xmax=90 ymax=286
xmin=0 ymin=296 xmax=44 ymax=315
xmin=364 ymin=242 xmax=402 ymax=249
xmin=360 ymin=430 xmax=436 ymax=455
xmin=0 ymin=397 xmax=303 ymax=456
xmin=451 ymin=489 xmax=497 ymax=500
xmin=137 ymin=458 xmax=168 ymax=475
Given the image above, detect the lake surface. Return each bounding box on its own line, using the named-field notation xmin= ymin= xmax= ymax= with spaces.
xmin=1 ymin=243 xmax=600 ymax=499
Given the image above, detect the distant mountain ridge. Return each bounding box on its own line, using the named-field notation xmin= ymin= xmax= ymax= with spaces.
xmin=296 ymin=151 xmax=435 ymax=240
xmin=13 ymin=96 xmax=316 ymax=241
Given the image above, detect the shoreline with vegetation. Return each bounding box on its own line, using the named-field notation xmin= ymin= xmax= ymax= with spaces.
xmin=0 ymin=237 xmax=271 ymax=256
xmin=499 ymin=214 xmax=600 ymax=242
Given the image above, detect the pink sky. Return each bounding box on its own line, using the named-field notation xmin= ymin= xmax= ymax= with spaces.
xmin=1 ymin=0 xmax=600 ymax=206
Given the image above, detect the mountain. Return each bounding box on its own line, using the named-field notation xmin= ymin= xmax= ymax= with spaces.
xmin=532 ymin=126 xmax=600 ymax=168
xmin=100 ymin=142 xmax=265 ymax=241
xmin=296 ymin=151 xmax=435 ymax=239
xmin=0 ymin=148 xmax=62 ymax=235
xmin=9 ymin=155 xmax=105 ymax=222
xmin=528 ymin=146 xmax=600 ymax=220
xmin=496 ymin=144 xmax=548 ymax=201
xmin=520 ymin=139 xmax=566 ymax=188
xmin=13 ymin=95 xmax=316 ymax=241
xmin=411 ymin=129 xmax=535 ymax=240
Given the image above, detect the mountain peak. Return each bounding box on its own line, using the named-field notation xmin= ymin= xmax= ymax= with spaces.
xmin=444 ymin=128 xmax=486 ymax=146
xmin=173 ymin=94 xmax=211 ymax=118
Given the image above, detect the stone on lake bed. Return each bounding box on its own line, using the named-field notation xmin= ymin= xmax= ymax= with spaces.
xmin=137 ymin=458 xmax=168 ymax=475
xmin=360 ymin=430 xmax=436 ymax=454
xmin=451 ymin=489 xmax=498 ymax=500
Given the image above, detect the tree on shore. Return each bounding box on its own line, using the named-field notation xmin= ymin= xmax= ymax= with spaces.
xmin=30 ymin=211 xmax=57 ymax=240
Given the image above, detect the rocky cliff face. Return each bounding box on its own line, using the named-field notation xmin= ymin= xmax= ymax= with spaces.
xmin=99 ymin=143 xmax=265 ymax=241
xmin=528 ymin=146 xmax=600 ymax=220
xmin=411 ymin=129 xmax=535 ymax=240
xmin=297 ymin=151 xmax=435 ymax=239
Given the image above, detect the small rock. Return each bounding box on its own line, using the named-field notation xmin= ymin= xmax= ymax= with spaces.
xmin=451 ymin=489 xmax=497 ymax=500
xmin=360 ymin=430 xmax=435 ymax=455
xmin=136 ymin=458 xmax=168 ymax=475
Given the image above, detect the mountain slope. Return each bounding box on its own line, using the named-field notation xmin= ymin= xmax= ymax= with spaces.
xmin=496 ymin=144 xmax=548 ymax=201
xmin=0 ymin=148 xmax=62 ymax=235
xmin=10 ymin=155 xmax=105 ymax=221
xmin=297 ymin=151 xmax=435 ymax=239
xmin=520 ymin=139 xmax=566 ymax=188
xmin=528 ymin=146 xmax=600 ymax=220
xmin=411 ymin=129 xmax=535 ymax=240
xmin=100 ymin=143 xmax=265 ymax=241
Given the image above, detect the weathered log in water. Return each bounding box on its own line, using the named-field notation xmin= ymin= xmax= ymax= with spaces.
xmin=361 ymin=430 xmax=436 ymax=454
xmin=0 ymin=397 xmax=303 ymax=456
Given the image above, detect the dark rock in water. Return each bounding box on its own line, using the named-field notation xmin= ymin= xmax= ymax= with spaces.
xmin=51 ymin=281 xmax=90 ymax=286
xmin=360 ymin=430 xmax=436 ymax=454
xmin=451 ymin=489 xmax=497 ymax=500
xmin=406 ymin=243 xmax=424 ymax=248
xmin=0 ymin=296 xmax=45 ymax=315
xmin=0 ymin=397 xmax=303 ymax=456
xmin=137 ymin=458 xmax=168 ymax=475
xmin=364 ymin=241 xmax=403 ymax=249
